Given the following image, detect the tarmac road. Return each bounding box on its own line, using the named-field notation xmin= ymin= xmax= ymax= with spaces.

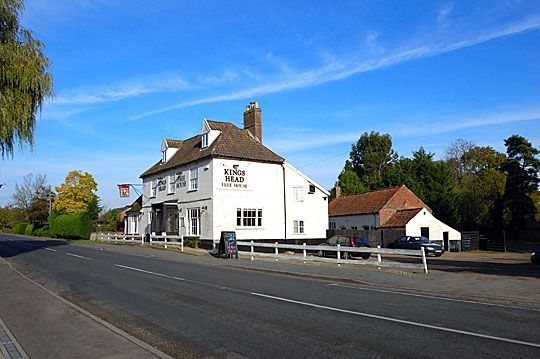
xmin=1 ymin=235 xmax=539 ymax=358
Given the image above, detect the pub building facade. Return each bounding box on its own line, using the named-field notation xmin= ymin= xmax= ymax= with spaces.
xmin=136 ymin=102 xmax=329 ymax=244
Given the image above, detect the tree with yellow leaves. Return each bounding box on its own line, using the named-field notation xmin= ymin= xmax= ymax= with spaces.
xmin=53 ymin=170 xmax=98 ymax=214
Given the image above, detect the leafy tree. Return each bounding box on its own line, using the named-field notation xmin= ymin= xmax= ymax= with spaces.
xmin=0 ymin=205 xmax=24 ymax=229
xmin=445 ymin=138 xmax=475 ymax=186
xmin=501 ymin=135 xmax=540 ymax=227
xmin=349 ymin=131 xmax=397 ymax=190
xmin=53 ymin=170 xmax=98 ymax=214
xmin=385 ymin=147 xmax=459 ymax=226
xmin=338 ymin=168 xmax=367 ymax=196
xmin=11 ymin=173 xmax=50 ymax=224
xmin=85 ymin=195 xmax=101 ymax=222
xmin=99 ymin=208 xmax=123 ymax=232
xmin=456 ymin=146 xmax=506 ymax=229
xmin=0 ymin=0 xmax=53 ymax=158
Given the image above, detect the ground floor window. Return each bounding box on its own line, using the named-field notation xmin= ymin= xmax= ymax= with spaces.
xmin=187 ymin=207 xmax=200 ymax=236
xmin=237 ymin=208 xmax=262 ymax=227
xmin=293 ymin=220 xmax=304 ymax=234
xmin=329 ymin=221 xmax=336 ymax=229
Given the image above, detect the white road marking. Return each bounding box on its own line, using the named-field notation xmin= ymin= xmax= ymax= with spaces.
xmin=114 ymin=263 xmax=540 ymax=349
xmin=251 ymin=292 xmax=540 ymax=349
xmin=45 ymin=248 xmax=57 ymax=252
xmin=115 ymin=264 xmax=184 ymax=281
xmin=66 ymin=252 xmax=93 ymax=260
xmin=327 ymin=283 xmax=540 ymax=312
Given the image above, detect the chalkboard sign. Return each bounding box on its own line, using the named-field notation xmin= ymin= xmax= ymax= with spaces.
xmin=218 ymin=231 xmax=238 ymax=259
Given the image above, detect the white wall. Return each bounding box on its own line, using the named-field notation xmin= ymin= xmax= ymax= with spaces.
xmin=137 ymin=155 xmax=329 ymax=242
xmin=405 ymin=208 xmax=461 ymax=242
xmin=283 ymin=162 xmax=329 ymax=241
xmin=329 ymin=214 xmax=379 ymax=230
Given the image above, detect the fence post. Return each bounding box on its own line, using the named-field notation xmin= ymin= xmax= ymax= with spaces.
xmin=164 ymin=234 xmax=168 ymax=248
xmin=141 ymin=234 xmax=144 ymax=245
xmin=421 ymin=246 xmax=428 ymax=274
xmin=377 ymin=245 xmax=382 ymax=265
xmin=181 ymin=235 xmax=184 ymax=252
xmin=337 ymin=244 xmax=341 ymax=266
xmin=251 ymin=240 xmax=254 ymax=261
xmin=303 ymin=243 xmax=307 ymax=263
xmin=275 ymin=242 xmax=279 ymax=261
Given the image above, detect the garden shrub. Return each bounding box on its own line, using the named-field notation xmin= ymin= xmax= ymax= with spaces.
xmin=34 ymin=227 xmax=50 ymax=237
xmin=49 ymin=212 xmax=92 ymax=240
xmin=183 ymin=236 xmax=200 ymax=248
xmin=12 ymin=223 xmax=28 ymax=235
xmin=25 ymin=223 xmax=34 ymax=236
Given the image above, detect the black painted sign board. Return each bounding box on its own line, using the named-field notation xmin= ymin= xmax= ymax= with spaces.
xmin=218 ymin=231 xmax=238 ymax=259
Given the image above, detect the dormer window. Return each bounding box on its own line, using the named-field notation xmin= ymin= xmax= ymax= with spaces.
xmin=201 ymin=132 xmax=209 ymax=148
xmin=162 ymin=150 xmax=166 ymax=163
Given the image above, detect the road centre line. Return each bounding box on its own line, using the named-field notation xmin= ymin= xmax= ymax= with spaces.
xmin=251 ymin=292 xmax=540 ymax=349
xmin=115 ymin=263 xmax=540 ymax=349
xmin=45 ymin=248 xmax=57 ymax=252
xmin=327 ymin=283 xmax=540 ymax=312
xmin=66 ymin=252 xmax=93 ymax=260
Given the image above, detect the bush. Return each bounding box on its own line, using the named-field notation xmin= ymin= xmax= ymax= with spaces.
xmin=25 ymin=223 xmax=34 ymax=236
xmin=34 ymin=227 xmax=50 ymax=237
xmin=183 ymin=236 xmax=200 ymax=248
xmin=49 ymin=212 xmax=93 ymax=240
xmin=12 ymin=223 xmax=28 ymax=235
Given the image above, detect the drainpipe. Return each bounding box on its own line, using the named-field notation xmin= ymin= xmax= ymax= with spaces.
xmin=282 ymin=164 xmax=287 ymax=244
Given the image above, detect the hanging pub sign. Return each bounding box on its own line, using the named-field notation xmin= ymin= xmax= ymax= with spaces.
xmin=118 ymin=184 xmax=130 ymax=198
xmin=218 ymin=231 xmax=238 ymax=259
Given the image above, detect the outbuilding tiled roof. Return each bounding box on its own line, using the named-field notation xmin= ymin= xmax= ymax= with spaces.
xmin=328 ymin=186 xmax=402 ymax=217
xmin=381 ymin=208 xmax=423 ymax=228
xmin=141 ymin=121 xmax=284 ymax=177
xmin=125 ymin=195 xmax=142 ymax=214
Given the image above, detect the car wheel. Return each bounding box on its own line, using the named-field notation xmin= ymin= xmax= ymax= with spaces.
xmin=361 ymin=254 xmax=370 ymax=260
xmin=342 ymin=252 xmax=351 ymax=260
xmin=435 ymin=253 xmax=443 ymax=257
xmin=318 ymin=250 xmax=325 ymax=257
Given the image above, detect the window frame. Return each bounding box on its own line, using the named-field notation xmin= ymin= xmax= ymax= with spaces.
xmin=189 ymin=168 xmax=198 ymax=191
xmin=168 ymin=174 xmax=175 ymax=194
xmin=292 ymin=185 xmax=304 ymax=202
xmin=201 ymin=133 xmax=209 ymax=148
xmin=236 ymin=208 xmax=263 ymax=227
xmin=293 ymin=220 xmax=305 ymax=234
xmin=150 ymin=179 xmax=157 ymax=198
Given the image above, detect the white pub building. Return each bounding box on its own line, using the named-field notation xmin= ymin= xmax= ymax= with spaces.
xmin=131 ymin=102 xmax=329 ymax=244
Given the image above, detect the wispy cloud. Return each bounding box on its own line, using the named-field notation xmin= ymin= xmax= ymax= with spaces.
xmin=53 ymin=73 xmax=191 ymax=106
xmin=394 ymin=109 xmax=540 ymax=137
xmin=128 ymin=16 xmax=540 ymax=122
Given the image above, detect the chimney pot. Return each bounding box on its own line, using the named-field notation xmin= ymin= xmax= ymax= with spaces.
xmin=243 ymin=101 xmax=262 ymax=142
xmin=335 ymin=181 xmax=341 ymax=198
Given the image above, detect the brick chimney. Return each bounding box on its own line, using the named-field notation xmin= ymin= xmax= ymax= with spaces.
xmin=243 ymin=101 xmax=262 ymax=142
xmin=335 ymin=181 xmax=341 ymax=198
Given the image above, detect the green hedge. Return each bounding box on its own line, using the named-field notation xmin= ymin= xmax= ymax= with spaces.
xmin=25 ymin=223 xmax=34 ymax=236
xmin=34 ymin=228 xmax=50 ymax=237
xmin=12 ymin=223 xmax=28 ymax=235
xmin=49 ymin=212 xmax=92 ymax=240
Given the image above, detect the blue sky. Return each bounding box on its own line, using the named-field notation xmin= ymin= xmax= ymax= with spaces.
xmin=0 ymin=0 xmax=539 ymax=209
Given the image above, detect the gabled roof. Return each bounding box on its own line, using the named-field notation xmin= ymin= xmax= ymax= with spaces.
xmin=381 ymin=208 xmax=423 ymax=228
xmin=141 ymin=121 xmax=284 ymax=177
xmin=164 ymin=139 xmax=183 ymax=148
xmin=328 ymin=186 xmax=402 ymax=217
xmin=125 ymin=195 xmax=142 ymax=214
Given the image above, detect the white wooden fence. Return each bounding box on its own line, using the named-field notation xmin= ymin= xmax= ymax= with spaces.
xmin=93 ymin=233 xmax=428 ymax=273
xmin=95 ymin=233 xmax=184 ymax=252
xmin=236 ymin=241 xmax=429 ymax=273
